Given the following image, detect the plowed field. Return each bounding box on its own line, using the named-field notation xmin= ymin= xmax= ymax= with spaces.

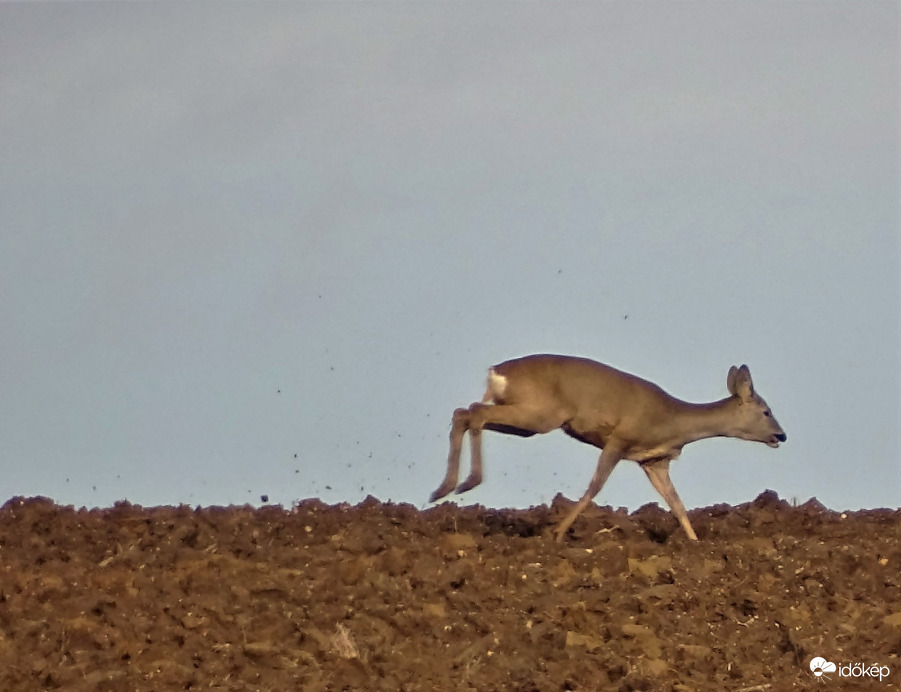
xmin=0 ymin=492 xmax=898 ymax=691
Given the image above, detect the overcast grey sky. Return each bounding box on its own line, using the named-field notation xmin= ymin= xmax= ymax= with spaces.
xmin=1 ymin=2 xmax=898 ymax=514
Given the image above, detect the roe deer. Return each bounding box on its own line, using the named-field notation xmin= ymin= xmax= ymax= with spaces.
xmin=429 ymin=354 xmax=786 ymax=542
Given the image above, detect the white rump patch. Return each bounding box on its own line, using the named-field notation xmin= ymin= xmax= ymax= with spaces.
xmin=482 ymin=367 xmax=508 ymax=404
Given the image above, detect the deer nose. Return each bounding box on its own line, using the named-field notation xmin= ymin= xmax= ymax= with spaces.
xmin=775 ymin=432 xmax=787 ymax=443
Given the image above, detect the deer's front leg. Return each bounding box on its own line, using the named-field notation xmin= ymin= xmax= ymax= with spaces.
xmin=429 ymin=407 xmax=471 ymax=502
xmin=554 ymin=444 xmax=623 ymax=542
xmin=642 ymin=459 xmax=698 ymax=541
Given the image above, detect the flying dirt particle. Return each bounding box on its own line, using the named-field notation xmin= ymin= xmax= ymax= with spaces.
xmin=326 ymin=485 xmax=332 ymax=490
xmin=261 ymin=495 xmax=269 ymax=503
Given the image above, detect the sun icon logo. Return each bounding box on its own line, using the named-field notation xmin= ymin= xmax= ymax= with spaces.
xmin=810 ymin=656 xmax=837 ymax=682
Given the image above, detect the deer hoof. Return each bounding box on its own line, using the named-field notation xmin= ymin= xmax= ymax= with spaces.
xmin=429 ymin=484 xmax=454 ymax=503
xmin=554 ymin=529 xmax=567 ymax=544
xmin=454 ymin=476 xmax=481 ymax=494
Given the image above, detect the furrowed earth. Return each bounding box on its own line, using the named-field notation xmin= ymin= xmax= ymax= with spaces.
xmin=0 ymin=492 xmax=898 ymax=691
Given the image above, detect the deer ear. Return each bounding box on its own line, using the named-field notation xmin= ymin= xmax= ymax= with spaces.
xmin=727 ymin=366 xmax=739 ymax=395
xmin=729 ymin=364 xmax=754 ymax=402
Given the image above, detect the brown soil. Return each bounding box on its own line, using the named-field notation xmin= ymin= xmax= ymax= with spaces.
xmin=0 ymin=492 xmax=898 ymax=691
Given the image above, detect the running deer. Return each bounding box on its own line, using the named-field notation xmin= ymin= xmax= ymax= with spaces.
xmin=429 ymin=354 xmax=786 ymax=541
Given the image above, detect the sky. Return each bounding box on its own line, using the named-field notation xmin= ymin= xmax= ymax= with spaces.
xmin=0 ymin=2 xmax=898 ymax=515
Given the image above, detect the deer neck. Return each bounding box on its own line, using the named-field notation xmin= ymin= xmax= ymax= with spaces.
xmin=668 ymin=396 xmax=739 ymax=446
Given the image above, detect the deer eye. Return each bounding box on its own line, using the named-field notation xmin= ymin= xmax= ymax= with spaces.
xmin=763 ymin=410 xmax=772 ymax=417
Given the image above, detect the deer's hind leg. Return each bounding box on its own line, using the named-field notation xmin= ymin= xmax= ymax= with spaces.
xmin=429 ymin=406 xmax=473 ymax=502
xmin=452 ymin=402 xmax=568 ymax=495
